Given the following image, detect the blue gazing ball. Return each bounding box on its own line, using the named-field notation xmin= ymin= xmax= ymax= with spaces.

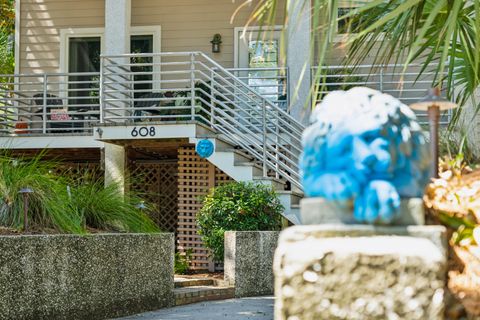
xmin=196 ymin=139 xmax=214 ymax=158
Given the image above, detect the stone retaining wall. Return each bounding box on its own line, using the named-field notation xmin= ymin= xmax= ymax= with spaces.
xmin=224 ymin=231 xmax=279 ymax=297
xmin=0 ymin=233 xmax=175 ymax=320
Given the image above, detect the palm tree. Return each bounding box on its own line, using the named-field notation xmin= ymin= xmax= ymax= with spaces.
xmin=247 ymin=0 xmax=480 ymax=132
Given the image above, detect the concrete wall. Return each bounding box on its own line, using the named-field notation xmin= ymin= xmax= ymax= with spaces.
xmin=224 ymin=231 xmax=279 ymax=297
xmin=0 ymin=233 xmax=175 ymax=320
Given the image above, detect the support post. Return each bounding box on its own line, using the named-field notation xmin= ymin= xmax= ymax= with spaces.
xmin=104 ymin=0 xmax=131 ymax=120
xmin=190 ymin=53 xmax=196 ymax=121
xmin=286 ymin=0 xmax=311 ymax=124
xmin=428 ymin=105 xmax=440 ymax=178
xmin=104 ymin=143 xmax=127 ymax=195
xmin=42 ymin=74 xmax=47 ymax=134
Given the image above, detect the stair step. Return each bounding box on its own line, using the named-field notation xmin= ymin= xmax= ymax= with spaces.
xmin=252 ymin=176 xmax=287 ymax=190
xmin=174 ymin=277 xmax=214 ymax=288
xmin=174 ymin=286 xmax=235 ymax=306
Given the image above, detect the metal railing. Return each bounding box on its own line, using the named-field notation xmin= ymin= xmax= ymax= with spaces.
xmin=101 ymin=52 xmax=304 ymax=189
xmin=313 ymin=64 xmax=451 ymax=124
xmin=0 ymin=72 xmax=100 ymax=134
xmin=226 ymin=67 xmax=288 ymax=110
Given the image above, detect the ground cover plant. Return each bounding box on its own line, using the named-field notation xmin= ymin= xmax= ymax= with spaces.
xmin=197 ymin=181 xmax=283 ymax=261
xmin=0 ymin=153 xmax=159 ymax=234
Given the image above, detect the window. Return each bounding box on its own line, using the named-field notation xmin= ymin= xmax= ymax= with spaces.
xmin=68 ymin=37 xmax=101 ymax=110
xmin=131 ymin=35 xmax=154 ymax=99
xmin=61 ymin=26 xmax=161 ymax=108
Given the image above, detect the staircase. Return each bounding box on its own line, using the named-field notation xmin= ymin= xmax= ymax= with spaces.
xmin=174 ymin=276 xmax=234 ymax=306
xmin=101 ymin=51 xmax=305 ymax=224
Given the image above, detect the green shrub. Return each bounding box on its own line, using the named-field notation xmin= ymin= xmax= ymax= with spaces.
xmin=174 ymin=249 xmax=193 ymax=274
xmin=197 ymin=182 xmax=283 ymax=261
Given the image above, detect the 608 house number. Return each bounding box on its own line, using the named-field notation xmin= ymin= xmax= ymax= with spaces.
xmin=131 ymin=126 xmax=156 ymax=137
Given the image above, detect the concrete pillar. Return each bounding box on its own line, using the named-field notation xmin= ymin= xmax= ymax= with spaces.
xmin=286 ymin=0 xmax=312 ymax=124
xmin=104 ymin=0 xmax=131 ymax=120
xmin=104 ymin=143 xmax=126 ymax=193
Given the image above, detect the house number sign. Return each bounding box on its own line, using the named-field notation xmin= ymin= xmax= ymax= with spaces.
xmin=130 ymin=126 xmax=156 ymax=137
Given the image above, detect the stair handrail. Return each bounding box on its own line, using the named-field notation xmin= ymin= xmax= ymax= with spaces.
xmin=100 ymin=51 xmax=306 ymax=190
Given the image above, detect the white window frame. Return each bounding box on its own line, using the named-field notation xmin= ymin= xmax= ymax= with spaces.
xmin=59 ymin=26 xmax=162 ymax=94
xmin=233 ymin=26 xmax=283 ymax=69
xmin=60 ymin=26 xmax=161 ymax=73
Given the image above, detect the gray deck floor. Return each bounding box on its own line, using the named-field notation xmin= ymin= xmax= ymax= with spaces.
xmin=114 ymin=296 xmax=274 ymax=320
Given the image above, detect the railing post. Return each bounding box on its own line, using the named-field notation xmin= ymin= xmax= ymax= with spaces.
xmin=379 ymin=67 xmax=384 ymax=92
xmin=42 ymin=74 xmax=47 ymax=134
xmin=262 ymin=99 xmax=268 ymax=178
xmin=99 ymin=56 xmax=104 ymax=123
xmin=210 ymin=67 xmax=216 ymax=126
xmin=190 ymin=53 xmax=196 ymax=121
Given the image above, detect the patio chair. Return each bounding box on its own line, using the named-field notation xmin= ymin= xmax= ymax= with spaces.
xmin=32 ymin=93 xmax=83 ymax=132
xmin=134 ymin=92 xmax=166 ymax=121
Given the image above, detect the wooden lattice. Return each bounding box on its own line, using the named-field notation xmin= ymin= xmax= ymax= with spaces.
xmin=131 ymin=161 xmax=178 ymax=233
xmin=177 ymin=145 xmax=233 ymax=271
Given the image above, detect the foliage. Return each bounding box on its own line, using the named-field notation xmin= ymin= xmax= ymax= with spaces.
xmin=68 ymin=174 xmax=160 ymax=233
xmin=0 ymin=0 xmax=14 ymax=76
xmin=247 ymin=0 xmax=480 ymax=133
xmin=0 ymin=153 xmax=83 ymax=233
xmin=424 ymin=157 xmax=480 ymax=315
xmin=425 ymin=159 xmax=480 ymax=244
xmin=439 ymin=133 xmax=479 ymax=168
xmin=0 ymin=153 xmax=159 ymax=234
xmin=197 ymin=182 xmax=283 ymax=261
xmin=0 ymin=25 xmax=14 ymax=76
xmin=0 ymin=0 xmax=15 ymax=33
xmin=174 ymin=249 xmax=193 ymax=274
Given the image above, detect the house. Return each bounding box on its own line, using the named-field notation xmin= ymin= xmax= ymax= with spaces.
xmin=1 ymin=0 xmax=442 ymax=270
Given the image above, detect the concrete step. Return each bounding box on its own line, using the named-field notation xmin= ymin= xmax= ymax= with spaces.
xmin=174 ymin=277 xmax=214 ymax=288
xmin=252 ymin=176 xmax=286 ymax=190
xmin=174 ymin=286 xmax=235 ymax=306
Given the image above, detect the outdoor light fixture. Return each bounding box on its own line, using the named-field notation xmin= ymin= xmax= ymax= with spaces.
xmin=410 ymin=87 xmax=457 ymax=178
xmin=211 ymin=34 xmax=222 ymax=53
xmin=18 ymin=188 xmax=34 ymax=231
xmin=136 ymin=201 xmax=147 ymax=211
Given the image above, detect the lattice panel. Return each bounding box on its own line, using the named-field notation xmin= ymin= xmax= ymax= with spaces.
xmin=132 ymin=161 xmax=178 ymax=233
xmin=177 ymin=146 xmax=233 ymax=270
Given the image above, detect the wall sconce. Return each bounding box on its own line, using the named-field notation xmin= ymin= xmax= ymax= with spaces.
xmin=211 ymin=34 xmax=222 ymax=53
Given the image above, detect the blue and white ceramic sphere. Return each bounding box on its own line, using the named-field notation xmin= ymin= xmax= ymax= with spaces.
xmin=196 ymin=139 xmax=215 ymax=158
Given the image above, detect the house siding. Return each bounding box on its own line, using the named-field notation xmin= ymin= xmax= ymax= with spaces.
xmin=19 ymin=0 xmax=105 ymax=74
xmin=19 ymin=0 xmax=285 ymax=74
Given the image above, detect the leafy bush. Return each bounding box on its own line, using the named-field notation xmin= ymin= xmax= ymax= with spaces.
xmin=197 ymin=182 xmax=284 ymax=261
xmin=174 ymin=249 xmax=193 ymax=274
xmin=0 ymin=153 xmax=159 ymax=234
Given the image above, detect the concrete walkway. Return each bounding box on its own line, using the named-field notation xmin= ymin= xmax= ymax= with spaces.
xmin=115 ymin=296 xmax=274 ymax=320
